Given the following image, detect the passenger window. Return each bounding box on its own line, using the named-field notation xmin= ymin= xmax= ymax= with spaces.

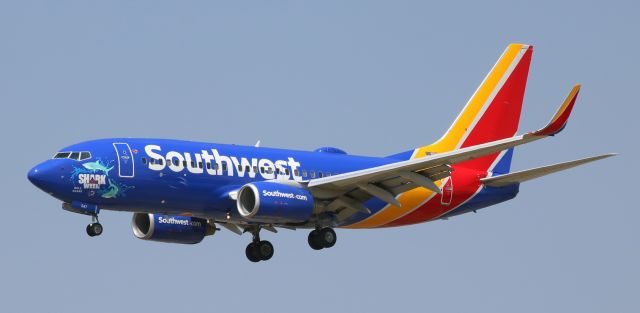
xmin=310 ymin=171 xmax=315 ymax=178
xmin=199 ymin=162 xmax=203 ymax=169
xmin=142 ymin=157 xmax=147 ymax=165
xmin=285 ymin=168 xmax=290 ymax=175
xmin=69 ymin=152 xmax=80 ymax=160
xmin=206 ymin=162 xmax=211 ymax=170
xmin=318 ymin=171 xmax=324 ymax=178
xmin=302 ymin=170 xmax=307 ymax=177
xmin=245 ymin=166 xmax=251 ymax=172
xmin=253 ymin=166 xmax=258 ymax=173
xmin=294 ymin=169 xmax=299 ymax=176
xmin=183 ymin=161 xmax=187 ymax=167
xmin=267 ymin=168 xmax=273 ymax=174
xmin=222 ymin=164 xmax=228 ymax=172
xmin=326 ymin=172 xmax=331 ymax=177
xmin=158 ymin=159 xmax=164 ymax=165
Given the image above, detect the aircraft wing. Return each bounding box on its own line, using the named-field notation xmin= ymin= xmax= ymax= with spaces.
xmin=306 ymin=85 xmax=581 ymax=215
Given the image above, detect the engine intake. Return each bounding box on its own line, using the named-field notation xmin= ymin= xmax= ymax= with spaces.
xmin=132 ymin=213 xmax=214 ymax=244
xmin=237 ymin=182 xmax=314 ymax=223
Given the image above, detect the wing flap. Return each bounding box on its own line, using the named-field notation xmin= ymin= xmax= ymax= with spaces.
xmin=481 ymin=153 xmax=616 ymax=187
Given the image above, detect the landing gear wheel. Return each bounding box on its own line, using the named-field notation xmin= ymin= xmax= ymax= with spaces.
xmin=86 ymin=224 xmax=94 ymax=237
xmin=86 ymin=223 xmax=103 ymax=237
xmin=309 ymin=228 xmax=337 ymax=250
xmin=308 ymin=230 xmax=324 ymax=250
xmin=246 ymin=243 xmax=261 ymax=262
xmin=319 ymin=228 xmax=337 ymax=248
xmin=246 ymin=241 xmax=275 ymax=262
xmin=257 ymin=241 xmax=274 ymax=261
xmin=244 ymin=226 xmax=275 ymax=262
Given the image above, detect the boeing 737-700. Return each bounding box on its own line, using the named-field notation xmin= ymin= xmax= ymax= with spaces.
xmin=28 ymin=44 xmax=615 ymax=262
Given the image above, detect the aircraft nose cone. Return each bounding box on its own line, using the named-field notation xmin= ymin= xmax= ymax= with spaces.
xmin=27 ymin=166 xmax=44 ymax=186
xmin=28 ymin=161 xmax=59 ymax=192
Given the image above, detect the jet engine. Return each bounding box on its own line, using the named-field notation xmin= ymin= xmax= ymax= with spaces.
xmin=236 ymin=181 xmax=315 ymax=223
xmin=132 ymin=213 xmax=215 ymax=244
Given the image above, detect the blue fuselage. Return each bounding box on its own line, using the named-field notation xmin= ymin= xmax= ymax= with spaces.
xmin=28 ymin=138 xmax=519 ymax=227
xmin=29 ymin=139 xmax=390 ymax=220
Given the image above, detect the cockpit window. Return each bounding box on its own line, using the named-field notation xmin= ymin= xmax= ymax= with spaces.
xmin=52 ymin=151 xmax=91 ymax=161
xmin=53 ymin=152 xmax=71 ymax=159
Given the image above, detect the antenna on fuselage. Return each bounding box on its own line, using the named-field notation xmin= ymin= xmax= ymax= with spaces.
xmin=254 ymin=140 xmax=261 ymax=147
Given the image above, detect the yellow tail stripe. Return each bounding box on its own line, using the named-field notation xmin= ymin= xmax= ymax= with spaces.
xmin=415 ymin=44 xmax=525 ymax=158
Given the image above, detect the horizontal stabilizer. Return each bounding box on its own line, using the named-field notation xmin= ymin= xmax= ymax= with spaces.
xmin=481 ymin=153 xmax=616 ymax=187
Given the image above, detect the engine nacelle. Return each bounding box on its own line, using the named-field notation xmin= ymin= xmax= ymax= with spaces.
xmin=237 ymin=181 xmax=314 ymax=223
xmin=132 ymin=213 xmax=214 ymax=244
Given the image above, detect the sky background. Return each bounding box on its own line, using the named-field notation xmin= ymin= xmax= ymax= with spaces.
xmin=1 ymin=1 xmax=638 ymax=312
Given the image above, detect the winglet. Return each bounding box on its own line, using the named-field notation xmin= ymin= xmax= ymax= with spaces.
xmin=531 ymin=84 xmax=581 ymax=136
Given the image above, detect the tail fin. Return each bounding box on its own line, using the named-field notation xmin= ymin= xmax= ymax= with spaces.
xmin=399 ymin=43 xmax=533 ymax=173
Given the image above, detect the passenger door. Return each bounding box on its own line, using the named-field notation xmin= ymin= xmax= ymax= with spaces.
xmin=113 ymin=142 xmax=134 ymax=178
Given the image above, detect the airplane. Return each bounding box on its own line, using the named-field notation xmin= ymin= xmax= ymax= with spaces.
xmin=28 ymin=43 xmax=615 ymax=262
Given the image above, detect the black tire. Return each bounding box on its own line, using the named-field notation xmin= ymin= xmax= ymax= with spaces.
xmin=91 ymin=223 xmax=103 ymax=236
xmin=245 ymin=243 xmax=260 ymax=262
xmin=319 ymin=228 xmax=337 ymax=248
xmin=308 ymin=230 xmax=323 ymax=250
xmin=257 ymin=241 xmax=274 ymax=261
xmin=86 ymin=224 xmax=95 ymax=237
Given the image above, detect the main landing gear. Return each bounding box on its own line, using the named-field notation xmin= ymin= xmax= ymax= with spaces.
xmin=245 ymin=228 xmax=274 ymax=262
xmin=308 ymin=227 xmax=337 ymax=250
xmin=86 ymin=214 xmax=103 ymax=237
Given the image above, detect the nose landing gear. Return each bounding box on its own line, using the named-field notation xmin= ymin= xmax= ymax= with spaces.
xmin=62 ymin=202 xmax=103 ymax=237
xmin=86 ymin=215 xmax=103 ymax=237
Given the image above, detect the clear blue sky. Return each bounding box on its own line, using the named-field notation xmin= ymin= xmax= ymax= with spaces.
xmin=1 ymin=1 xmax=637 ymax=312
